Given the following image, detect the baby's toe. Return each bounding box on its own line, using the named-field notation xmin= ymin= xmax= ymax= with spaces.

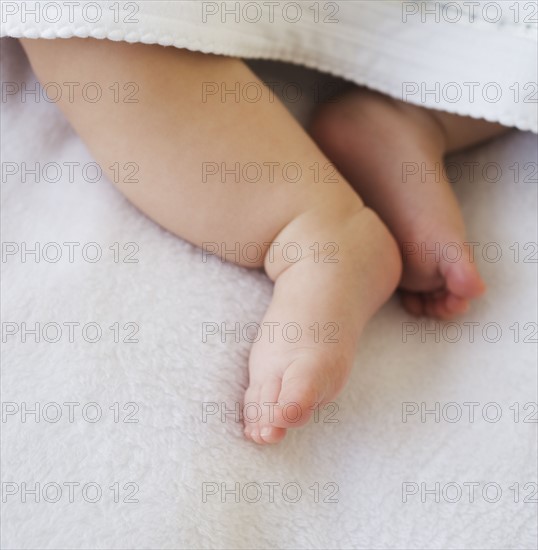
xmin=442 ymin=256 xmax=486 ymax=300
xmin=258 ymin=376 xmax=287 ymax=444
xmin=423 ymin=293 xmax=469 ymax=319
xmin=401 ymin=290 xmax=470 ymax=320
xmin=244 ymin=376 xmax=288 ymax=445
xmin=259 ymin=425 xmax=287 ymax=444
xmin=272 ymin=360 xmax=331 ymax=429
xmin=243 ymin=385 xmax=262 ymax=442
xmin=400 ymin=291 xmax=425 ymax=317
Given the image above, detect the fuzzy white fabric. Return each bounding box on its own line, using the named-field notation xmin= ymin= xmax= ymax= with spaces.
xmin=1 ymin=37 xmax=537 ymax=549
xmin=1 ymin=0 xmax=537 ymax=132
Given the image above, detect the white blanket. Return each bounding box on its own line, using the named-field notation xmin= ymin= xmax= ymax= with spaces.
xmin=1 ymin=38 xmax=537 ymax=549
xmin=2 ymin=0 xmax=537 ymax=132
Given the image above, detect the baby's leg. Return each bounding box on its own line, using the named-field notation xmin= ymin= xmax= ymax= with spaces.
xmin=311 ymin=89 xmax=508 ymax=318
xmin=20 ymin=39 xmax=401 ymax=444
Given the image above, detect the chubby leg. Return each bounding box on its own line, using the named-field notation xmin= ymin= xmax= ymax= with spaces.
xmin=20 ymin=39 xmax=401 ymax=444
xmin=311 ymin=89 xmax=508 ymax=318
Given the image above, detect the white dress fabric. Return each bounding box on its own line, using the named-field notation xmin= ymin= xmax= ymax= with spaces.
xmin=2 ymin=0 xmax=537 ymax=132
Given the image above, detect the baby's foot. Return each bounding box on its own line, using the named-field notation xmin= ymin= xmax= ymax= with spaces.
xmin=397 ymin=219 xmax=486 ymax=319
xmin=244 ymin=205 xmax=401 ymax=444
xmin=310 ymin=89 xmax=488 ymax=319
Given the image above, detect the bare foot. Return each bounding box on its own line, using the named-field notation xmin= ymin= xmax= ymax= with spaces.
xmin=310 ymin=89 xmax=505 ymax=319
xmin=20 ymin=38 xmax=402 ymax=446
xmin=244 ymin=205 xmax=401 ymax=444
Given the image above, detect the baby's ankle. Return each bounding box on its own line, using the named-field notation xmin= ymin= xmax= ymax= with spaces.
xmin=263 ymin=201 xmax=363 ymax=280
xmin=264 ymin=203 xmax=402 ymax=314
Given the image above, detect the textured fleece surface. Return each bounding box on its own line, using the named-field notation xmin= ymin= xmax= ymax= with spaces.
xmin=1 ymin=38 xmax=537 ymax=549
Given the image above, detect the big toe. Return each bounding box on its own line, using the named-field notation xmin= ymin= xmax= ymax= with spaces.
xmin=272 ymin=358 xmax=336 ymax=429
xmin=244 ymin=377 xmax=287 ymax=445
xmin=441 ymin=256 xmax=486 ymax=300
